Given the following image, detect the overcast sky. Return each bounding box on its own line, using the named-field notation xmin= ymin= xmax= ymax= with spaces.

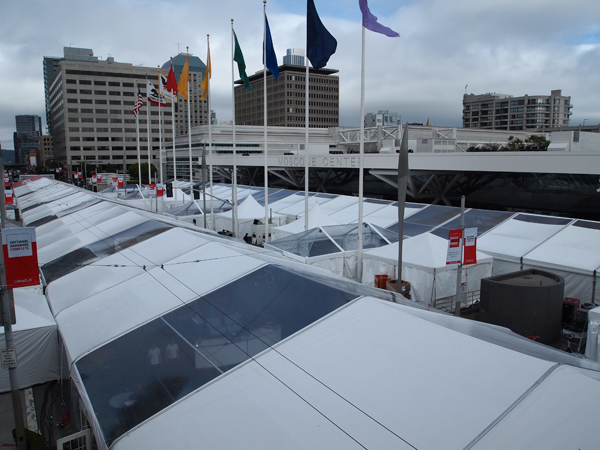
xmin=1 ymin=0 xmax=599 ymax=149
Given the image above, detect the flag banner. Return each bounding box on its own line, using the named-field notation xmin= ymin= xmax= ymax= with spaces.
xmin=233 ymin=31 xmax=252 ymax=91
xmin=118 ymin=177 xmax=124 ymax=188
xmin=166 ymin=63 xmax=179 ymax=101
xmin=2 ymin=227 xmax=40 ymax=289
xmin=78 ymin=173 xmax=82 ymax=179
xmin=73 ymin=171 xmax=78 ymax=180
xmin=359 ymin=0 xmax=400 ymax=37
xmin=159 ymin=71 xmax=177 ymax=103
xmin=147 ymin=80 xmax=166 ymax=106
xmin=5 ymin=190 xmax=13 ymax=205
xmin=91 ymin=174 xmax=97 ymax=183
xmin=264 ymin=15 xmax=279 ymax=80
xmin=156 ymin=183 xmax=164 ymax=197
xmin=112 ymin=177 xmax=118 ymax=187
xmin=97 ymin=175 xmax=102 ymax=183
xmin=446 ymin=229 xmax=462 ymax=265
xmin=463 ymin=227 xmax=478 ymax=265
xmin=200 ymin=42 xmax=211 ymax=99
xmin=149 ymin=183 xmax=157 ymax=197
xmin=133 ymin=86 xmax=144 ymax=117
xmin=178 ymin=54 xmax=190 ymax=100
xmin=307 ymin=0 xmax=337 ymax=69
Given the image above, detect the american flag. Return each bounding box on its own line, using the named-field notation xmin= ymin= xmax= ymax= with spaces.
xmin=132 ymin=86 xmax=143 ymax=117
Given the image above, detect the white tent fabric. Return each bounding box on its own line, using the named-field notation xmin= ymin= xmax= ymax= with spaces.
xmin=13 ymin=178 xmax=600 ymax=450
xmin=362 ymin=203 xmax=423 ymax=228
xmin=271 ymin=202 xmax=340 ymax=240
xmin=112 ymin=297 xmax=600 ymax=450
xmin=477 ymin=214 xmax=571 ymax=274
xmin=0 ymin=289 xmax=59 ymax=393
xmin=213 ymin=194 xmax=285 ymax=237
xmin=329 ymin=200 xmax=389 ymax=224
xmin=522 ymin=221 xmax=600 ymax=303
xmin=361 ymin=233 xmax=493 ymax=307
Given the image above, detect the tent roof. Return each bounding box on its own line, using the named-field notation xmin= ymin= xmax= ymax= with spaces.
xmin=364 ymin=232 xmax=493 ymax=269
xmin=272 ymin=202 xmax=339 ymax=236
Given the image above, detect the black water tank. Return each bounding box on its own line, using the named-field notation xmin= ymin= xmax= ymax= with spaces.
xmin=480 ymin=269 xmax=564 ymax=345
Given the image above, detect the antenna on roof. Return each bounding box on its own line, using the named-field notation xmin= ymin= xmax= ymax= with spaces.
xmin=465 ymin=84 xmax=468 ymax=94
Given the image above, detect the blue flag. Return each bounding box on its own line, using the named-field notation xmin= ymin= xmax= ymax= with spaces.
xmin=306 ymin=0 xmax=337 ymax=70
xmin=263 ymin=15 xmax=279 ymax=80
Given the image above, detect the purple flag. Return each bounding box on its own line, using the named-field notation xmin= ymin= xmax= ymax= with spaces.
xmin=359 ymin=0 xmax=400 ymax=37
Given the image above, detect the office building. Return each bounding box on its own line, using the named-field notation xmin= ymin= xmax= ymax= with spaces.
xmin=234 ymin=65 xmax=339 ymax=128
xmin=40 ymin=135 xmax=53 ymax=167
xmin=283 ymin=48 xmax=305 ymax=66
xmin=45 ymin=47 xmax=208 ymax=171
xmin=13 ymin=115 xmax=42 ymax=164
xmin=364 ymin=110 xmax=400 ymax=127
xmin=463 ymin=90 xmax=572 ymax=131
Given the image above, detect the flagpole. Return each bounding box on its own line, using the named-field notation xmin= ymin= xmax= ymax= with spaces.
xmin=263 ymin=1 xmax=270 ymax=243
xmin=171 ymin=58 xmax=178 ymax=206
xmin=231 ymin=19 xmax=239 ymax=239
xmin=187 ymin=47 xmax=193 ymax=189
xmin=158 ymin=66 xmax=163 ymax=184
xmin=146 ymin=73 xmax=151 ymax=190
xmin=136 ymin=85 xmax=142 ymax=190
xmin=304 ymin=31 xmax=310 ymax=231
xmin=207 ymin=35 xmax=214 ymax=229
xmin=357 ymin=26 xmax=365 ymax=282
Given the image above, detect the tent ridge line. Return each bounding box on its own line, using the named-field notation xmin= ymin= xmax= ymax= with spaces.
xmin=461 ymin=363 xmax=560 ymax=450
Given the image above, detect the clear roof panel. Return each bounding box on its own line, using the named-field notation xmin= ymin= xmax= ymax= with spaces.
xmin=404 ymin=204 xmax=461 ymax=227
xmin=431 ymin=209 xmax=515 ymax=239
xmin=256 ymin=189 xmax=297 ymax=206
xmin=324 ymin=223 xmax=398 ymax=251
xmin=513 ymin=213 xmax=572 ymax=226
xmin=41 ymin=220 xmax=172 ymax=285
xmin=386 ymin=221 xmax=434 ymax=237
xmin=75 ymin=264 xmax=359 ymax=446
xmin=268 ymin=228 xmax=342 ymax=257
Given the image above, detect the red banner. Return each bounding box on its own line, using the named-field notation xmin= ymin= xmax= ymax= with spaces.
xmin=463 ymin=227 xmax=478 ymax=265
xmin=91 ymin=175 xmax=97 ymax=183
xmin=97 ymin=175 xmax=102 ymax=183
xmin=2 ymin=228 xmax=40 ymax=289
xmin=118 ymin=177 xmax=124 ymax=188
xmin=156 ymin=183 xmax=164 ymax=197
xmin=112 ymin=177 xmax=118 ymax=187
xmin=149 ymin=183 xmax=156 ymax=197
xmin=446 ymin=229 xmax=462 ymax=265
xmin=4 ymin=190 xmax=13 ymax=205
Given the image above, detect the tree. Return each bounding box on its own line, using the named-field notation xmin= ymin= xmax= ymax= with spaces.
xmin=506 ymin=136 xmax=525 ymax=151
xmin=127 ymin=163 xmax=158 ymax=184
xmin=525 ymin=135 xmax=550 ymax=151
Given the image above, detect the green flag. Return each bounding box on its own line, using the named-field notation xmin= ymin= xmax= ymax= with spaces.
xmin=233 ymin=31 xmax=251 ymax=91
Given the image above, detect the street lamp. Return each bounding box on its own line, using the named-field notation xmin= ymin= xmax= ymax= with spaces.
xmin=583 ymin=119 xmax=587 ymax=126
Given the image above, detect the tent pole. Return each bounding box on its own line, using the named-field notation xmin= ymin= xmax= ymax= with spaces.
xmin=454 ymin=195 xmax=465 ymax=316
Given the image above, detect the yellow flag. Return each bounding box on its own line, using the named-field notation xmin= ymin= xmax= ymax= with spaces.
xmin=177 ymin=54 xmax=189 ymax=100
xmin=200 ymin=43 xmax=211 ymax=100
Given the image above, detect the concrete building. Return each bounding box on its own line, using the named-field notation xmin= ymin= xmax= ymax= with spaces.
xmin=13 ymin=115 xmax=42 ymax=164
xmin=364 ymin=110 xmax=400 ymax=127
xmin=40 ymin=135 xmax=53 ymax=167
xmin=234 ymin=65 xmax=339 ymax=128
xmin=45 ymin=47 xmax=208 ymax=172
xmin=463 ymin=90 xmax=572 ymax=131
xmin=283 ymin=48 xmax=305 ymax=66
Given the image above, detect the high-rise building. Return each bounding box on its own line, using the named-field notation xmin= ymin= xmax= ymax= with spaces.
xmin=234 ymin=65 xmax=339 ymax=128
xmin=364 ymin=110 xmax=400 ymax=127
xmin=40 ymin=135 xmax=53 ymax=167
xmin=45 ymin=48 xmax=208 ymax=172
xmin=283 ymin=48 xmax=305 ymax=66
xmin=463 ymin=90 xmax=572 ymax=131
xmin=13 ymin=115 xmax=42 ymax=164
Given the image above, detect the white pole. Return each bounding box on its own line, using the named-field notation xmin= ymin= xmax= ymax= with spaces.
xmin=304 ymin=41 xmax=310 ymax=231
xmin=187 ymin=48 xmax=193 ymax=188
xmin=207 ymin=35 xmax=214 ymax=229
xmin=158 ymin=66 xmax=163 ymax=184
xmin=146 ymin=74 xmax=151 ymax=189
xmin=231 ymin=20 xmax=238 ymax=238
xmin=171 ymin=58 xmax=177 ymax=206
xmin=136 ymin=91 xmax=141 ymax=190
xmin=357 ymin=26 xmax=366 ymax=282
xmin=263 ymin=2 xmax=270 ymax=243
xmin=455 ymin=195 xmax=466 ymax=316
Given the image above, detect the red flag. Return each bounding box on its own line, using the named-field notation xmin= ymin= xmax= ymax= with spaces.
xmin=166 ymin=63 xmax=178 ymax=97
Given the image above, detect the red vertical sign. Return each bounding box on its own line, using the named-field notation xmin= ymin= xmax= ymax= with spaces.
xmin=118 ymin=177 xmax=124 ymax=188
xmin=156 ymin=183 xmax=164 ymax=197
xmin=4 ymin=190 xmax=13 ymax=205
xmin=112 ymin=177 xmax=118 ymax=187
xmin=463 ymin=227 xmax=478 ymax=265
xmin=446 ymin=229 xmax=462 ymax=265
xmin=149 ymin=183 xmax=156 ymax=197
xmin=2 ymin=228 xmax=40 ymax=288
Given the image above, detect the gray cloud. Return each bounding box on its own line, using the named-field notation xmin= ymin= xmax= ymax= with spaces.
xmin=1 ymin=0 xmax=599 ymax=147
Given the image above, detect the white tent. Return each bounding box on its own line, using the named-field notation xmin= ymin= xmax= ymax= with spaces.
xmin=477 ymin=213 xmax=572 ymax=274
xmin=13 ymin=178 xmax=600 ymax=450
xmin=362 ymin=233 xmax=493 ymax=309
xmin=213 ymin=194 xmax=285 ymax=237
xmin=271 ymin=202 xmax=340 ymax=241
xmin=0 ymin=289 xmax=59 ymax=393
xmin=522 ymin=220 xmax=600 ymax=303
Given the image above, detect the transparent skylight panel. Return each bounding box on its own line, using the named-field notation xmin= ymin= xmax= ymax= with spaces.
xmin=75 ymin=265 xmax=359 ymax=446
xmin=404 ymin=204 xmax=460 ymax=227
xmin=431 ymin=209 xmax=514 ymax=239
